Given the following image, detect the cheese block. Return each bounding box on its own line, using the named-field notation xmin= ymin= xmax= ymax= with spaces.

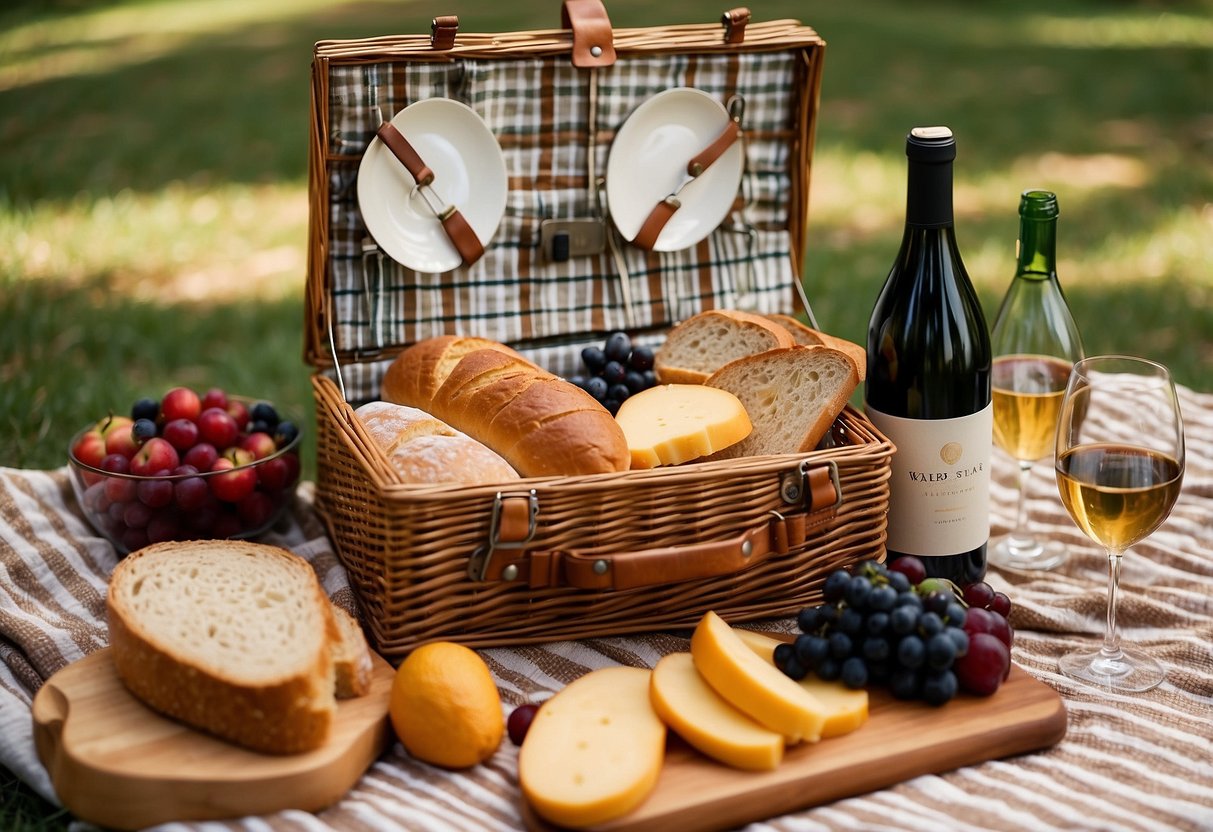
xmin=650 ymin=652 xmax=784 ymax=771
xmin=614 ymin=384 xmax=752 ymax=469
xmin=519 ymin=667 xmax=665 ymax=829
xmin=732 ymin=629 xmax=870 ymax=738
xmin=690 ymin=611 xmax=826 ymax=744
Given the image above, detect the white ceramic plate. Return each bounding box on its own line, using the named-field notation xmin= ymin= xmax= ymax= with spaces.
xmin=606 ymin=88 xmax=744 ymax=252
xmin=357 ymin=99 xmax=507 ymax=273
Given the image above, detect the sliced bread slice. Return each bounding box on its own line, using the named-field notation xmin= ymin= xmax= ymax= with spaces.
xmin=766 ymin=314 xmax=867 ymax=381
xmin=106 ymin=540 xmax=339 ymax=754
xmin=655 ymin=310 xmax=794 ymax=384
xmin=331 ymin=603 xmax=373 ymax=699
xmin=705 ymin=345 xmax=860 ymax=458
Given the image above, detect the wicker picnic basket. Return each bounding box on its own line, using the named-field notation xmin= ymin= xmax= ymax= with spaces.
xmin=304 ymin=0 xmax=894 ymax=658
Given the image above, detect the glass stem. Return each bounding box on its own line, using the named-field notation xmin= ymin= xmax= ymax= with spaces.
xmin=1010 ymin=460 xmax=1034 ymax=543
xmin=1101 ymin=549 xmax=1125 ymax=660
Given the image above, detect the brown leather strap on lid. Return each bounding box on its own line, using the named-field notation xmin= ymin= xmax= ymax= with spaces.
xmin=430 ymin=15 xmax=459 ymax=50
xmin=375 ymin=122 xmax=434 ymax=186
xmin=721 ymin=7 xmax=751 ymax=44
xmin=561 ymin=0 xmax=615 ymax=67
xmin=439 ymin=208 xmax=485 ymax=267
xmin=631 ymin=119 xmax=741 ymax=251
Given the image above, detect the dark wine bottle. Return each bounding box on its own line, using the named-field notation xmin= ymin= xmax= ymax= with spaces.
xmin=865 ymin=126 xmax=992 ymax=586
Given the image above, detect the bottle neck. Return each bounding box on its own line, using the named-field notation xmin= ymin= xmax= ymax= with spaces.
xmin=1016 ymin=216 xmax=1058 ymax=278
xmin=905 ymin=158 xmax=954 ymax=228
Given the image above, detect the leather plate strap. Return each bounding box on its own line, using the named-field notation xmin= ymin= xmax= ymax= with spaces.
xmin=561 ymin=0 xmax=615 ymax=67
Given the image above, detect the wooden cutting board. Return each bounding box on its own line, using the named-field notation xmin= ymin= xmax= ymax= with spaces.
xmin=523 ymin=664 xmax=1067 ymax=832
xmin=32 ymin=647 xmax=396 ymax=830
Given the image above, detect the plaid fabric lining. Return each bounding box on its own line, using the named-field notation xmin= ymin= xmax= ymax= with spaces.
xmin=325 ymin=51 xmax=806 ymax=401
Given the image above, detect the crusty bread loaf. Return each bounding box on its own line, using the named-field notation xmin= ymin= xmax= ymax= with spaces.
xmin=106 ymin=541 xmax=339 ymax=754
xmin=331 ymin=603 xmax=372 ymax=699
xmin=382 ymin=335 xmax=527 ymax=409
xmin=428 ymin=348 xmax=630 ymax=477
xmin=766 ymin=314 xmax=868 ymax=382
xmin=354 ymin=401 xmax=520 ymax=484
xmin=705 ymin=346 xmax=860 ymax=458
xmin=655 ymin=310 xmax=795 ymax=384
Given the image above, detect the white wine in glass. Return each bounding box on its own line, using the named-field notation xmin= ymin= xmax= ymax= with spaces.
xmin=989 ymin=190 xmax=1084 ymax=570
xmin=1055 ymin=355 xmax=1184 ymax=692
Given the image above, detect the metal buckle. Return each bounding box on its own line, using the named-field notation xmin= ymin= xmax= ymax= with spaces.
xmin=781 ymin=460 xmax=842 ymax=512
xmin=468 ymin=490 xmax=539 ymax=581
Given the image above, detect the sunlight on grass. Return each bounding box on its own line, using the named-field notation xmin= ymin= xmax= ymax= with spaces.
xmin=1 ymin=183 xmax=307 ymax=301
xmin=0 ymin=0 xmax=403 ymax=91
xmin=1022 ymin=12 xmax=1213 ymax=49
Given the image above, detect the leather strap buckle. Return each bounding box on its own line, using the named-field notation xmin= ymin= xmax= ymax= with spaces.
xmin=721 ymin=7 xmax=751 ymax=44
xmin=430 ymin=15 xmax=458 ymax=50
xmin=561 ymin=0 xmax=616 ymax=67
xmin=468 ymin=490 xmax=539 ymax=581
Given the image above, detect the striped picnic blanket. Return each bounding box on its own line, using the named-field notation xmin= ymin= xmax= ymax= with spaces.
xmin=2 ymin=384 xmax=1212 ymax=831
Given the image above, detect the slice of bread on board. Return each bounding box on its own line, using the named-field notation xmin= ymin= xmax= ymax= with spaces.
xmin=705 ymin=345 xmax=860 ymax=458
xmin=331 ymin=603 xmax=373 ymax=699
xmin=107 ymin=540 xmax=343 ymax=754
xmin=655 ymin=310 xmax=795 ymax=384
xmin=765 ymin=314 xmax=868 ymax=382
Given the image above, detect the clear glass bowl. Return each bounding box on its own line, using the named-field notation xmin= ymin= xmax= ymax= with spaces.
xmin=66 ymin=400 xmax=302 ymax=554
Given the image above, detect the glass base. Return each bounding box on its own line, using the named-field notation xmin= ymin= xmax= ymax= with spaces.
xmin=1058 ymin=645 xmax=1164 ymax=693
xmin=989 ymin=535 xmax=1068 ymax=571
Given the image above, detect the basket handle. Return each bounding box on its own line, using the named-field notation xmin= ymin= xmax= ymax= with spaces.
xmin=478 ymin=462 xmax=842 ymax=590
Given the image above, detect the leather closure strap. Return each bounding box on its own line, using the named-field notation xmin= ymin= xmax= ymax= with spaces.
xmin=721 ymin=8 xmax=751 ymax=44
xmin=561 ymin=0 xmax=616 ymax=67
xmin=374 ymin=122 xmax=485 ymax=267
xmin=631 ymin=119 xmax=741 ymax=251
xmin=430 ymin=16 xmax=459 ymax=50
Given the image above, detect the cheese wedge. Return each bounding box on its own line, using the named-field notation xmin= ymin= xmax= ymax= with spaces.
xmin=519 ymin=667 xmax=665 ymax=829
xmin=650 ymin=652 xmax=784 ymax=771
xmin=615 ymin=384 xmax=752 ymax=468
xmin=732 ymin=628 xmax=870 ymax=738
xmin=690 ymin=611 xmax=826 ymax=744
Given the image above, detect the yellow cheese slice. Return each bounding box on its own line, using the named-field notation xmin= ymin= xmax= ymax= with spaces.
xmin=689 ymin=610 xmax=826 ymax=744
xmin=732 ymin=628 xmax=870 ymax=738
xmin=615 ymin=384 xmax=752 ymax=469
xmin=519 ymin=666 xmax=665 ymax=829
xmin=650 ymin=652 xmax=784 ymax=771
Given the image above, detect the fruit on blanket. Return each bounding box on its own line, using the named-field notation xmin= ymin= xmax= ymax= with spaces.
xmin=390 ymin=642 xmax=503 ymax=769
xmin=66 ymin=386 xmax=303 ymax=553
xmin=650 ymin=651 xmax=784 ymax=771
xmin=731 ymin=629 xmax=870 ymax=738
xmin=689 ymin=610 xmax=826 ymax=743
xmin=507 ymin=702 xmax=540 ymax=746
xmin=519 ymin=666 xmax=665 ymax=829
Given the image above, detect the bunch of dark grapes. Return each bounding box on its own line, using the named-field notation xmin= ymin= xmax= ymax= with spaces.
xmin=570 ymin=332 xmax=658 ymax=416
xmin=774 ymin=557 xmax=1015 ymax=705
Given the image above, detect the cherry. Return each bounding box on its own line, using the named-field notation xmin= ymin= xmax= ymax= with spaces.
xmin=507 ymin=703 xmax=540 ymax=746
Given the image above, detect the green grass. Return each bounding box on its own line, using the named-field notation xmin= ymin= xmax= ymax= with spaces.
xmin=1 ymin=0 xmax=1210 ymax=826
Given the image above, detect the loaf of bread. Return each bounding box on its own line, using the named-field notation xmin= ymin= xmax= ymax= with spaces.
xmin=354 ymin=401 xmax=520 ymax=485
xmin=766 ymin=314 xmax=868 ymax=381
xmin=655 ymin=309 xmax=795 ymax=384
xmin=382 ymin=335 xmax=527 ymax=409
xmin=705 ymin=345 xmax=860 ymax=458
xmin=426 ymin=348 xmax=630 ymax=477
xmin=106 ymin=540 xmax=341 ymax=754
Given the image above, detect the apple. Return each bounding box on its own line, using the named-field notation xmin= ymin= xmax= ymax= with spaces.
xmin=226 ymin=399 xmax=250 ymax=431
xmin=162 ymin=418 xmax=199 ymax=451
xmin=136 ymin=477 xmax=174 ymax=508
xmin=131 ymin=438 xmax=179 ymax=477
xmin=123 ymin=501 xmax=154 ymax=529
xmin=174 ymin=476 xmax=212 ymax=511
xmin=240 ymin=431 xmax=277 ymax=460
xmin=100 ymin=453 xmax=131 ymax=474
xmin=209 ymin=457 xmax=256 ymax=503
xmin=183 ymin=442 xmax=219 ymax=471
xmin=200 ymin=387 xmax=229 ymax=412
xmin=72 ymin=428 xmax=107 ymax=468
xmin=161 ymin=387 xmax=201 ymax=423
xmin=222 ymin=447 xmax=255 ymax=467
xmin=102 ymin=416 xmax=139 ymax=458
xmin=256 ymin=456 xmax=290 ymax=491
xmin=236 ymin=490 xmax=276 ymax=528
xmin=197 ymin=407 xmax=239 ymax=449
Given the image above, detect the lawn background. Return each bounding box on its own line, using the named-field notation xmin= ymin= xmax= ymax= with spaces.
xmin=1 ymin=0 xmax=1211 ymax=826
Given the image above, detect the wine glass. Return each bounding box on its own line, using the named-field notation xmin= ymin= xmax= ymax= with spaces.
xmin=1054 ymin=355 xmax=1184 ymax=692
xmin=989 ymin=190 xmax=1084 ymax=570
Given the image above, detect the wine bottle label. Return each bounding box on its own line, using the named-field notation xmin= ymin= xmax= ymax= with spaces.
xmin=865 ymin=403 xmax=992 ymax=556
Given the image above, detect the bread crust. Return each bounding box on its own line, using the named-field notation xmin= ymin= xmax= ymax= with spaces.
xmin=765 ymin=315 xmax=866 ymax=381
xmin=430 ymin=349 xmax=630 ymax=477
xmin=106 ymin=541 xmax=338 ymax=755
xmin=382 ymin=335 xmax=525 ymax=409
xmin=331 ymin=603 xmax=373 ymax=699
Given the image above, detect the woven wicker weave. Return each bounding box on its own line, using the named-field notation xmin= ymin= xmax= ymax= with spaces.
xmin=305 ymin=4 xmax=893 ymax=658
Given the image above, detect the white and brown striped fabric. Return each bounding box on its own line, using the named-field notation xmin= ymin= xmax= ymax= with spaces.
xmin=2 ymin=385 xmax=1212 ymax=831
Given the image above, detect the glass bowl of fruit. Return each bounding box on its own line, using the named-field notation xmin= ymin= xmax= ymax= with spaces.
xmin=67 ymin=386 xmax=303 ymax=554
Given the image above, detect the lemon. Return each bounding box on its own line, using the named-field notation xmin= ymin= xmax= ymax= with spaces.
xmin=389 ymin=641 xmax=504 ymax=769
